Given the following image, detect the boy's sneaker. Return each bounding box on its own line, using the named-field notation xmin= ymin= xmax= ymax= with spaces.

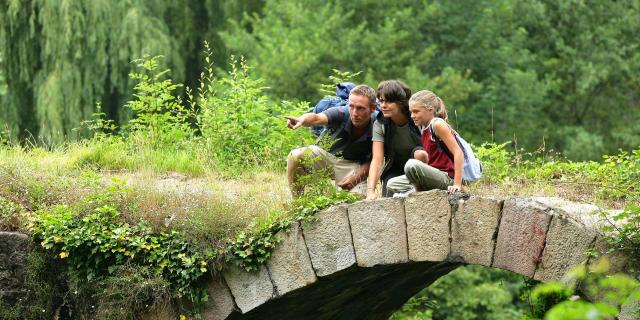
xmin=392 ymin=187 xmax=416 ymax=198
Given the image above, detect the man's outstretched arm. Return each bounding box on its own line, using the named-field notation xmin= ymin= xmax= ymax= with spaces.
xmin=285 ymin=113 xmax=329 ymax=129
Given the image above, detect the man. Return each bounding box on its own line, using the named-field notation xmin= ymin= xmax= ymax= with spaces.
xmin=285 ymin=84 xmax=377 ymax=196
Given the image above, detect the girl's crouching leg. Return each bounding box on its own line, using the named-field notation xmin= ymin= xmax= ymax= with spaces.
xmin=404 ymin=159 xmax=450 ymax=191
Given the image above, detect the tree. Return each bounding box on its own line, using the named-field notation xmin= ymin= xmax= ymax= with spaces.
xmin=221 ymin=0 xmax=640 ymax=159
xmin=0 ymin=0 xmax=236 ymax=144
xmin=391 ymin=265 xmax=529 ymax=320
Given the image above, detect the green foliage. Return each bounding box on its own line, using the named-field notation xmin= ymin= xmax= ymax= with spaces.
xmin=226 ymin=190 xmax=359 ymax=272
xmin=530 ymin=261 xmax=640 ymax=319
xmin=0 ymin=0 xmax=219 ymax=143
xmin=71 ymin=50 xmax=309 ymax=175
xmin=601 ymin=203 xmax=640 ymax=269
xmin=600 ymin=150 xmax=640 ymax=200
xmin=391 ymin=265 xmax=528 ymax=320
xmin=0 ymin=195 xmax=27 ymax=231
xmin=2 ymin=0 xmax=638 ymax=158
xmin=318 ymin=69 xmax=362 ymax=97
xmin=221 ymin=0 xmax=357 ymax=99
xmin=0 ymin=55 xmax=6 ymax=96
xmin=475 ymin=142 xmax=639 ymax=203
xmin=76 ymin=103 xmax=117 ymax=142
xmin=196 ymin=52 xmax=309 ymax=171
xmin=562 ymin=127 xmax=607 ymax=162
xmin=222 ymin=0 xmax=640 ymax=159
xmin=474 ymin=142 xmax=514 ymax=184
xmin=290 ymin=147 xmax=340 ymax=197
xmin=69 ymin=264 xmax=172 ymax=320
xmin=126 ymin=56 xmax=195 ymax=149
xmin=32 ymin=180 xmax=213 ymax=310
xmin=528 ymin=282 xmax=573 ymax=318
xmin=544 ymin=300 xmax=617 ymax=320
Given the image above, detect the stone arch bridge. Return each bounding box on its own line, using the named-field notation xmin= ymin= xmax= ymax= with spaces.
xmin=195 ymin=190 xmax=618 ymax=320
xmin=0 ymin=191 xmax=628 ymax=319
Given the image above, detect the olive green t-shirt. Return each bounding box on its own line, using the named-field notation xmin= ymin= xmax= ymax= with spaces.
xmin=373 ymin=120 xmax=415 ymax=172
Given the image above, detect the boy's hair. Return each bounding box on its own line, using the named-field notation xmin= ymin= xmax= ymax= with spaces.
xmin=409 ymin=90 xmax=448 ymax=121
xmin=377 ymin=80 xmax=412 ymax=112
xmin=349 ymin=84 xmax=377 ymax=106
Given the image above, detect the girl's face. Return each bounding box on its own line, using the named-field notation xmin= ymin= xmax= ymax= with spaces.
xmin=379 ymin=95 xmax=401 ymax=118
xmin=409 ymin=101 xmax=434 ymax=126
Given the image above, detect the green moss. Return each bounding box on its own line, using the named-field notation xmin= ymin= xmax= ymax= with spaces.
xmin=0 ymin=250 xmax=66 ymax=320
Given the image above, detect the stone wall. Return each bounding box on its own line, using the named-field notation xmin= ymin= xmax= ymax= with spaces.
xmin=0 ymin=232 xmax=30 ymax=305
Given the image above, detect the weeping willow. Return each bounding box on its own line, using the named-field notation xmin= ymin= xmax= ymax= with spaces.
xmin=0 ymin=0 xmax=223 ymax=144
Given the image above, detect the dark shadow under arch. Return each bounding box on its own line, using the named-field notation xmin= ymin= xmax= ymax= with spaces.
xmin=227 ymin=261 xmax=461 ymax=320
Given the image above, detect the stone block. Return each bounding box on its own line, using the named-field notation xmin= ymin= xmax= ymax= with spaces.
xmin=201 ymin=275 xmax=236 ymax=320
xmin=533 ymin=214 xmax=598 ymax=282
xmin=405 ymin=190 xmax=451 ymax=262
xmin=266 ymin=222 xmax=317 ymax=295
xmin=223 ymin=265 xmax=274 ymax=314
xmin=450 ymin=196 xmax=502 ymax=266
xmin=0 ymin=232 xmax=30 ymax=295
xmin=348 ymin=198 xmax=408 ymax=267
xmin=492 ymin=198 xmax=551 ymax=277
xmin=534 ymin=197 xmax=602 ymax=226
xmin=302 ymin=205 xmax=356 ymax=277
xmin=619 ymin=297 xmax=640 ymax=320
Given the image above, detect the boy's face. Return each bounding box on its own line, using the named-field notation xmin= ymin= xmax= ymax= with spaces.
xmin=379 ymin=95 xmax=401 ymax=119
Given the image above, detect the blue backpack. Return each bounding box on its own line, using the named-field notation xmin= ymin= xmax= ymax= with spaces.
xmin=310 ymin=82 xmax=355 ymax=136
xmin=428 ymin=118 xmax=482 ymax=182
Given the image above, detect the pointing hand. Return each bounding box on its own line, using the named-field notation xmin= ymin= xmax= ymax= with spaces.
xmin=285 ymin=116 xmax=304 ymax=129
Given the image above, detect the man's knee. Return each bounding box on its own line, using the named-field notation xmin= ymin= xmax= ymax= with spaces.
xmin=288 ymin=146 xmax=310 ymax=163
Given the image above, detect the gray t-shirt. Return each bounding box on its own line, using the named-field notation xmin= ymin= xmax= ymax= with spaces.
xmin=373 ymin=120 xmax=415 ymax=171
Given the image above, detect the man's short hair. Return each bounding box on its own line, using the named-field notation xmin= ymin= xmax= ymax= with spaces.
xmin=349 ymin=85 xmax=377 ymax=107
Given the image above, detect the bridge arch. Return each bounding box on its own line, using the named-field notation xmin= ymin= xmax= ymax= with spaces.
xmin=201 ymin=191 xmax=611 ymax=320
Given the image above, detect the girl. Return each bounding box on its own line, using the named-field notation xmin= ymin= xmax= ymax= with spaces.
xmin=366 ymin=80 xmax=422 ymax=200
xmin=404 ymin=90 xmax=466 ymax=194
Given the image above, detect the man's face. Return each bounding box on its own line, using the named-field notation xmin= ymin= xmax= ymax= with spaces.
xmin=348 ymin=94 xmax=375 ymax=129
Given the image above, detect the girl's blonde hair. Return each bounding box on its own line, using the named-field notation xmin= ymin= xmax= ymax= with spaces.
xmin=409 ymin=90 xmax=448 ymax=121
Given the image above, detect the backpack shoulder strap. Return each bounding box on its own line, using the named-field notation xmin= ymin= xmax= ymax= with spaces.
xmin=428 ymin=117 xmax=455 ymax=158
xmin=428 ymin=117 xmax=449 ymax=142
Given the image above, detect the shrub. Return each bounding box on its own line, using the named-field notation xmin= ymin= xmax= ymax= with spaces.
xmin=528 ymin=260 xmax=640 ymax=319
xmin=32 ymin=182 xmax=213 ymax=314
xmin=474 ymin=142 xmax=513 ymax=183
xmin=0 ymin=195 xmax=27 ymax=231
xmin=125 ymin=56 xmax=195 ymax=149
xmin=74 ymin=49 xmax=312 ymax=175
xmin=196 ymin=50 xmax=311 ymax=173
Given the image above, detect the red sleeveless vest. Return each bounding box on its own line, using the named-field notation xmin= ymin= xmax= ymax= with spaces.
xmin=423 ymin=128 xmax=455 ymax=178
